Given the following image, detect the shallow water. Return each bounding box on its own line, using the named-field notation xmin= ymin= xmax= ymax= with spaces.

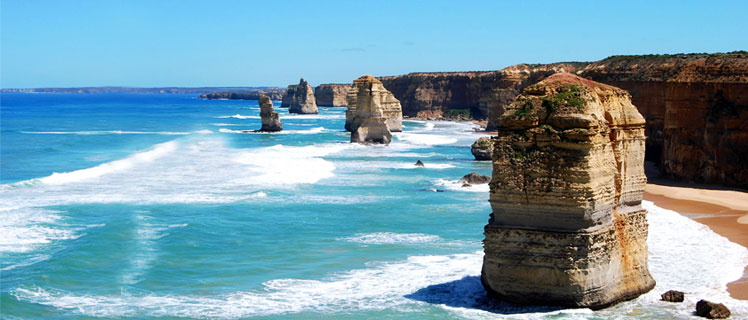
xmin=1 ymin=93 xmax=746 ymax=319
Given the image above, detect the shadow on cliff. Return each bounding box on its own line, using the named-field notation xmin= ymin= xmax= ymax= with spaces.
xmin=404 ymin=276 xmax=563 ymax=314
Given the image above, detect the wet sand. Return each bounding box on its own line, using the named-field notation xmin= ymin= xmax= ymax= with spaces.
xmin=644 ymin=182 xmax=748 ymax=300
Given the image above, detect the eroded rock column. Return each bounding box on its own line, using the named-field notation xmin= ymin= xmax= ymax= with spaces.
xmin=482 ymin=73 xmax=655 ymax=309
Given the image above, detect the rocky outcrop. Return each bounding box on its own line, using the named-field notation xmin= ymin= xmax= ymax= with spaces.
xmin=258 ymin=94 xmax=282 ymax=132
xmin=482 ymin=73 xmax=655 ymax=309
xmin=346 ymin=75 xmax=401 ymax=144
xmin=460 ymin=172 xmax=490 ymax=184
xmin=378 ymin=63 xmax=586 ymax=126
xmin=660 ymin=290 xmax=684 ymax=302
xmin=471 ymin=136 xmax=493 ymax=160
xmin=696 ymin=300 xmax=731 ymax=319
xmin=282 ymin=78 xmax=318 ymax=114
xmin=315 ymin=84 xmax=351 ymax=107
xmin=579 ymin=52 xmax=748 ymax=188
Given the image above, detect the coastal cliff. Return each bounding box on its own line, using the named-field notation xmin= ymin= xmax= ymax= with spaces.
xmin=482 ymin=73 xmax=655 ymax=308
xmin=199 ymin=91 xmax=284 ymax=100
xmin=378 ymin=52 xmax=748 ymax=188
xmin=579 ymin=53 xmax=748 ymax=188
xmin=315 ymin=84 xmax=351 ymax=107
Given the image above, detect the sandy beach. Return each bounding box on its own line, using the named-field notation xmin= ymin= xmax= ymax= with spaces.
xmin=644 ymin=180 xmax=748 ymax=300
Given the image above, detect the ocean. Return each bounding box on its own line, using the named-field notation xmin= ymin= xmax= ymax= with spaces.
xmin=1 ymin=93 xmax=747 ymax=319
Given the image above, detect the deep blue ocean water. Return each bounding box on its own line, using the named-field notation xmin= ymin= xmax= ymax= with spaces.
xmin=1 ymin=93 xmax=747 ymax=319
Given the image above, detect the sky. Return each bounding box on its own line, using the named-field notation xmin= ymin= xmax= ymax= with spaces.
xmin=1 ymin=0 xmax=746 ymax=88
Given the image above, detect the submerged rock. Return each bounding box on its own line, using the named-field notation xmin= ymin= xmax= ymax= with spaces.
xmin=660 ymin=290 xmax=684 ymax=302
xmin=696 ymin=300 xmax=731 ymax=319
xmin=284 ymin=78 xmax=318 ymax=114
xmin=345 ymin=75 xmax=402 ymax=133
xmin=258 ymin=94 xmax=282 ymax=132
xmin=482 ymin=73 xmax=655 ymax=309
xmin=460 ymin=172 xmax=490 ymax=184
xmin=471 ymin=137 xmax=493 ymax=160
xmin=347 ymin=75 xmax=402 ymax=144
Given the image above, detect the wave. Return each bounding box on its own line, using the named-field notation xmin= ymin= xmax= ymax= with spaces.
xmin=433 ymin=179 xmax=490 ymax=193
xmin=35 ymin=141 xmax=177 ymax=185
xmin=11 ymin=203 xmax=748 ymax=318
xmin=338 ymin=232 xmax=442 ymax=245
xmin=219 ymin=127 xmax=331 ymax=134
xmin=216 ymin=114 xmax=260 ymax=119
xmin=394 ymin=133 xmax=459 ymax=145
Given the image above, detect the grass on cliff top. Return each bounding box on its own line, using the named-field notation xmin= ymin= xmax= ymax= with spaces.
xmin=601 ymin=51 xmax=748 ymax=64
xmin=512 ymin=84 xmax=585 ymax=117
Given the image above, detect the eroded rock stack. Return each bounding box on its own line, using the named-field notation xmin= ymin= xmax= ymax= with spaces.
xmin=346 ymin=75 xmax=403 ymax=144
xmin=482 ymin=73 xmax=655 ymax=309
xmin=345 ymin=75 xmax=403 ymax=133
xmin=258 ymin=94 xmax=282 ymax=132
xmin=283 ymin=78 xmax=318 ymax=114
xmin=471 ymin=136 xmax=493 ymax=160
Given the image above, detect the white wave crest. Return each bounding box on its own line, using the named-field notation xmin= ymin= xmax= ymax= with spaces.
xmin=394 ymin=133 xmax=458 ymax=145
xmin=217 ymin=114 xmax=260 ymax=119
xmin=433 ymin=179 xmax=490 ymax=193
xmin=339 ymin=232 xmax=442 ymax=245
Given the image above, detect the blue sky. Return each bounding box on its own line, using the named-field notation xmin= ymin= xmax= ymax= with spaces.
xmin=1 ymin=0 xmax=746 ymax=88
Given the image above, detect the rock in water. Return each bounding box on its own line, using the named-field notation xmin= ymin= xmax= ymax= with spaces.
xmin=696 ymin=300 xmax=731 ymax=319
xmin=471 ymin=137 xmax=493 ymax=160
xmin=460 ymin=172 xmax=490 ymax=184
xmin=258 ymin=94 xmax=282 ymax=132
xmin=415 ymin=160 xmax=425 ymax=167
xmin=345 ymin=75 xmax=402 ymax=133
xmin=660 ymin=290 xmax=684 ymax=302
xmin=286 ymin=78 xmax=318 ymax=114
xmin=481 ymin=73 xmax=655 ymax=309
xmin=315 ymin=84 xmax=352 ymax=107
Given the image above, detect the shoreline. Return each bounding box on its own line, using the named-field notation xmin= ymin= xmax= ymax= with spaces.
xmin=644 ymin=180 xmax=748 ymax=300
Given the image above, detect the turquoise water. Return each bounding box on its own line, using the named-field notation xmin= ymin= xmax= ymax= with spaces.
xmin=1 ymin=93 xmax=747 ymax=319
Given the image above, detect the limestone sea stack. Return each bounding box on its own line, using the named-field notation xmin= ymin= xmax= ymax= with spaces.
xmin=258 ymin=94 xmax=282 ymax=132
xmin=345 ymin=75 xmax=403 ymax=133
xmin=280 ymin=85 xmax=297 ymax=108
xmin=481 ymin=73 xmax=655 ymax=309
xmin=284 ymin=78 xmax=318 ymax=114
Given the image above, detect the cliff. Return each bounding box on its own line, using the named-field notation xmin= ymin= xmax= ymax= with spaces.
xmin=482 ymin=73 xmax=655 ymax=309
xmin=284 ymin=78 xmax=318 ymax=114
xmin=199 ymin=91 xmax=284 ymax=100
xmin=377 ymin=52 xmax=748 ymax=188
xmin=347 ymin=75 xmax=401 ymax=144
xmin=579 ymin=52 xmax=748 ymax=188
xmin=378 ymin=63 xmax=587 ymax=123
xmin=315 ymin=84 xmax=351 ymax=107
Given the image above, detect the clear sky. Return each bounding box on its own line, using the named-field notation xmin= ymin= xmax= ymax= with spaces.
xmin=1 ymin=0 xmax=746 ymax=88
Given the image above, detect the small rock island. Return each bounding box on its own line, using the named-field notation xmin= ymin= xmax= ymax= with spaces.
xmin=346 ymin=75 xmax=403 ymax=144
xmin=481 ymin=73 xmax=655 ymax=309
xmin=258 ymin=94 xmax=282 ymax=132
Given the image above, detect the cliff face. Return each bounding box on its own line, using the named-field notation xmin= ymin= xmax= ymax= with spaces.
xmin=347 ymin=75 xmax=402 ymax=144
xmin=284 ymin=78 xmax=318 ymax=114
xmin=345 ymin=75 xmax=403 ymax=133
xmin=315 ymin=84 xmax=351 ymax=107
xmin=378 ymin=63 xmax=585 ymax=125
xmin=482 ymin=73 xmax=655 ymax=308
xmin=580 ymin=53 xmax=748 ymax=188
xmin=199 ymin=91 xmax=284 ymax=100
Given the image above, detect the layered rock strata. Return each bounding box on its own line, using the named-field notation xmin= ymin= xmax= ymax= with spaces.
xmin=482 ymin=73 xmax=655 ymax=309
xmin=258 ymin=94 xmax=282 ymax=132
xmin=282 ymin=78 xmax=318 ymax=114
xmin=346 ymin=75 xmax=402 ymax=144
xmin=346 ymin=75 xmax=403 ymax=133
xmin=315 ymin=84 xmax=351 ymax=107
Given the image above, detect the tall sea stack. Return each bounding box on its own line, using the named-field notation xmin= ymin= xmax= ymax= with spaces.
xmin=345 ymin=75 xmax=402 ymax=133
xmin=284 ymin=78 xmax=318 ymax=114
xmin=481 ymin=73 xmax=655 ymax=309
xmin=346 ymin=75 xmax=402 ymax=144
xmin=258 ymin=94 xmax=282 ymax=132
